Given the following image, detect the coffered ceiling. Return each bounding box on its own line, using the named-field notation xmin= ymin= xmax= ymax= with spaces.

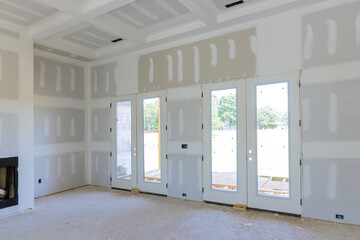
xmin=0 ymin=0 xmax=330 ymax=61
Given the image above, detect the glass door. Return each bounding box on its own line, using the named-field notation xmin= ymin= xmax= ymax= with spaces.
xmin=246 ymin=72 xmax=301 ymax=214
xmin=137 ymin=90 xmax=167 ymax=195
xmin=111 ymin=95 xmax=137 ymax=190
xmin=202 ymin=80 xmax=247 ymax=205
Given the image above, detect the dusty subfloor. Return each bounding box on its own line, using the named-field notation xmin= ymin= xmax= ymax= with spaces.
xmin=1 ymin=186 xmax=359 ymax=240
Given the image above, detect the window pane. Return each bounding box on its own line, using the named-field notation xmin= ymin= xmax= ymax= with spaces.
xmin=256 ymin=82 xmax=289 ymax=197
xmin=116 ymin=101 xmax=132 ymax=180
xmin=143 ymin=98 xmax=161 ymax=182
xmin=211 ymin=88 xmax=237 ymax=191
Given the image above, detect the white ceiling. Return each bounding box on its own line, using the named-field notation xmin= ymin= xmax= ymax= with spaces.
xmin=0 ymin=0 xmax=330 ymax=61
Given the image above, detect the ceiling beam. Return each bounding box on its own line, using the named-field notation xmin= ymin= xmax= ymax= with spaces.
xmin=34 ymin=0 xmax=82 ymax=15
xmin=90 ymin=14 xmax=145 ymax=44
xmin=28 ymin=0 xmax=143 ymax=42
xmin=36 ymin=38 xmax=96 ymax=59
xmin=177 ymin=0 xmax=218 ymax=26
xmin=28 ymin=12 xmax=79 ymax=40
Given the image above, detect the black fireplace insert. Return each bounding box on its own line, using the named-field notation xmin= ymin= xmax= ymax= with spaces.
xmin=0 ymin=157 xmax=18 ymax=209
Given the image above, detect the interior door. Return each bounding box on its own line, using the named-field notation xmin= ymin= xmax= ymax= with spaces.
xmin=137 ymin=90 xmax=167 ymax=195
xmin=202 ymin=80 xmax=247 ymax=205
xmin=111 ymin=95 xmax=137 ymax=190
xmin=246 ymin=72 xmax=301 ymax=214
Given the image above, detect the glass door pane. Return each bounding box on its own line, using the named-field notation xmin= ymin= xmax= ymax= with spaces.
xmin=202 ymin=80 xmax=247 ymax=206
xmin=116 ymin=101 xmax=132 ymax=180
xmin=247 ymin=72 xmax=301 ymax=215
xmin=256 ymin=83 xmax=289 ymax=197
xmin=137 ymin=90 xmax=167 ymax=195
xmin=111 ymin=95 xmax=137 ymax=190
xmin=211 ymin=88 xmax=237 ymax=191
xmin=143 ymin=97 xmax=161 ymax=183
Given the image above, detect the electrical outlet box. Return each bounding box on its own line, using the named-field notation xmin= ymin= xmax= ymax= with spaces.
xmin=38 ymin=179 xmax=42 ymax=184
xmin=336 ymin=214 xmax=344 ymax=220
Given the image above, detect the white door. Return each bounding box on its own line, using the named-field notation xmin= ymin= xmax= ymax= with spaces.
xmin=202 ymin=80 xmax=247 ymax=205
xmin=111 ymin=95 xmax=137 ymax=190
xmin=137 ymin=90 xmax=167 ymax=195
xmin=247 ymin=72 xmax=301 ymax=214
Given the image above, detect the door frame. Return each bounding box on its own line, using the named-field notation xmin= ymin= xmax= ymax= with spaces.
xmin=137 ymin=90 xmax=168 ymax=195
xmin=110 ymin=94 xmax=137 ymax=190
xmin=202 ymin=80 xmax=247 ymax=205
xmin=246 ymin=72 xmax=302 ymax=214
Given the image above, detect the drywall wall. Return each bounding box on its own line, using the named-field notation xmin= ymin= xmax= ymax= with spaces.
xmin=139 ymin=28 xmax=256 ymax=92
xmin=167 ymin=85 xmax=202 ymax=201
xmin=88 ymin=54 xmax=138 ymax=187
xmin=33 ymin=53 xmax=86 ymax=197
xmin=0 ymin=29 xmax=34 ymax=216
xmin=301 ymin=1 xmax=360 ymax=225
xmin=88 ymin=0 xmax=359 ymax=225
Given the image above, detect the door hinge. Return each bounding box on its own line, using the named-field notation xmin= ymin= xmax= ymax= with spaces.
xmin=202 ymin=155 xmax=204 ymax=161
xmin=300 ymin=199 xmax=303 ymax=206
xmin=300 ymin=159 xmax=302 ymax=166
xmin=110 ymin=103 xmax=112 ymax=108
xmin=299 ymin=81 xmax=301 ymax=87
xmin=110 ymin=127 xmax=112 ymax=132
xmin=202 ymin=187 xmax=204 ymax=193
xmin=299 ymin=120 xmax=302 ymax=127
xmin=165 ymin=97 xmax=167 ymax=102
xmin=166 ymin=154 xmax=168 ymax=160
xmin=110 ymin=152 xmax=112 ymax=157
xmin=166 ymin=183 xmax=168 ymax=188
xmin=165 ymin=125 xmax=168 ymax=131
xmin=110 ymin=177 xmax=112 ymax=182
xmin=201 ymin=92 xmax=203 ymax=98
xmin=202 ymin=124 xmax=204 ymax=130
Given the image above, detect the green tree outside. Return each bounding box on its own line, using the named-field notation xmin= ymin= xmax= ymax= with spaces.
xmin=144 ymin=101 xmax=159 ymax=131
xmin=257 ymin=106 xmax=280 ymax=129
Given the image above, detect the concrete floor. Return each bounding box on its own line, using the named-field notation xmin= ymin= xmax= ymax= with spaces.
xmin=1 ymin=186 xmax=359 ymax=240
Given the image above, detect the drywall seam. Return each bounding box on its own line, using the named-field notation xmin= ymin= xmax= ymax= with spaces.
xmin=228 ymin=39 xmax=236 ymax=60
xmin=166 ymin=55 xmax=173 ymax=82
xmin=249 ymin=35 xmax=257 ymax=55
xmin=177 ymin=50 xmax=183 ymax=82
xmin=303 ymin=24 xmax=314 ymax=60
xmin=326 ymin=19 xmax=337 ymax=55
xmin=210 ymin=44 xmax=217 ymax=67
xmin=149 ymin=58 xmax=154 ymax=83
xmin=193 ymin=46 xmax=200 ymax=83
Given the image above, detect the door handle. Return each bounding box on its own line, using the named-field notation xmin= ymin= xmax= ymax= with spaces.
xmin=248 ymin=149 xmax=253 ymax=161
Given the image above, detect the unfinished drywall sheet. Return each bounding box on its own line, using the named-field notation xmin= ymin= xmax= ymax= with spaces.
xmin=34 ymin=57 xmax=85 ymax=99
xmin=89 ymin=61 xmax=119 ymax=187
xmin=34 ymin=107 xmax=85 ymax=145
xmin=302 ymin=2 xmax=360 ymax=68
xmin=91 ymin=151 xmax=110 ymax=187
xmin=33 ymin=55 xmax=86 ymax=197
xmin=91 ymin=62 xmax=117 ymax=99
xmin=34 ymin=152 xmax=85 ymax=197
xmin=0 ymin=114 xmax=18 ymax=156
xmin=91 ymin=108 xmax=110 ymax=142
xmin=167 ymin=85 xmax=202 ymax=201
xmin=0 ymin=49 xmax=18 ymax=99
xmin=302 ymin=79 xmax=360 ymax=142
xmin=139 ymin=28 xmax=256 ymax=92
xmin=301 ymin=78 xmax=360 ymax=225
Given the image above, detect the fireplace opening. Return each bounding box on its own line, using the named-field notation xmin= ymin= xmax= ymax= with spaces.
xmin=0 ymin=157 xmax=18 ymax=209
